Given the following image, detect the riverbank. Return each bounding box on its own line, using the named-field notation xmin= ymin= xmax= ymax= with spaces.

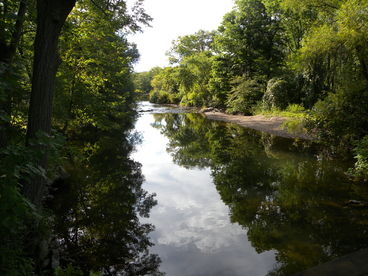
xmin=203 ymin=111 xmax=312 ymax=140
xmin=141 ymin=102 xmax=313 ymax=140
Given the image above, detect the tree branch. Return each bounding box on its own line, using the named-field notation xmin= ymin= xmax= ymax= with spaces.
xmin=89 ymin=0 xmax=109 ymax=17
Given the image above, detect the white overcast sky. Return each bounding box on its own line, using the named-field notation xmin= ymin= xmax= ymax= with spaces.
xmin=127 ymin=0 xmax=235 ymax=72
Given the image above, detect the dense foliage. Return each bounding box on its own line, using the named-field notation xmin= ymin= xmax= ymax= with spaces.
xmin=141 ymin=0 xmax=368 ymax=178
xmin=0 ymin=0 xmax=164 ymax=274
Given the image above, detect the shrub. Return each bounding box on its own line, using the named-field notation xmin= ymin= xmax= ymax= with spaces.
xmin=54 ymin=265 xmax=84 ymax=276
xmin=350 ymin=136 xmax=368 ymax=180
xmin=285 ymin=104 xmax=305 ymax=113
xmin=307 ymin=84 xmax=368 ymax=152
xmin=0 ymin=132 xmax=64 ymax=275
xmin=149 ymin=90 xmax=170 ymax=104
xmin=263 ymin=78 xmax=290 ymax=110
xmin=226 ymin=77 xmax=264 ymax=115
xmin=0 ymin=144 xmax=40 ymax=275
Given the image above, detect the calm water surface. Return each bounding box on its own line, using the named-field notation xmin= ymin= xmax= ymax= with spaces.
xmin=132 ymin=102 xmax=368 ymax=276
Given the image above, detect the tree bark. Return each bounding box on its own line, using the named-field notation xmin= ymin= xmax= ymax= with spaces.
xmin=24 ymin=0 xmax=76 ymax=206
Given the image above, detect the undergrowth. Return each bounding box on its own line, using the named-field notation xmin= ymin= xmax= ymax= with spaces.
xmin=254 ymin=104 xmax=310 ymax=135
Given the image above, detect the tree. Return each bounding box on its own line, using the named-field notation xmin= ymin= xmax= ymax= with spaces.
xmin=178 ymin=52 xmax=213 ymax=106
xmin=149 ymin=30 xmax=216 ymax=106
xmin=133 ymin=67 xmax=162 ymax=97
xmin=55 ymin=0 xmax=141 ymax=131
xmin=215 ymin=0 xmax=284 ymax=79
xmin=0 ymin=0 xmax=154 ymax=273
xmin=24 ymin=0 xmax=77 ymax=205
xmin=24 ymin=0 xmax=151 ymax=205
xmin=149 ymin=66 xmax=180 ymax=104
xmin=292 ymin=0 xmax=368 ymax=147
xmin=206 ymin=0 xmax=285 ymax=113
xmin=167 ymin=30 xmax=216 ymax=64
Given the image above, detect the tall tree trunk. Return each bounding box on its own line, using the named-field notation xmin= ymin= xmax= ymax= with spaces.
xmin=24 ymin=0 xmax=76 ymax=206
xmin=0 ymin=0 xmax=27 ymax=147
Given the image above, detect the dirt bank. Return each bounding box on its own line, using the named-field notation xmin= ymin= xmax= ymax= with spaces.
xmin=203 ymin=111 xmax=312 ymax=140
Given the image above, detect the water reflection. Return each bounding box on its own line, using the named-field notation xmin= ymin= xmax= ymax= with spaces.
xmin=133 ymin=112 xmax=276 ymax=276
xmin=48 ymin=124 xmax=163 ymax=275
xmin=138 ymin=111 xmax=368 ymax=275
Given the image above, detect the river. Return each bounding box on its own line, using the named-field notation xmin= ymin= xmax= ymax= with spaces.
xmin=132 ymin=101 xmax=368 ymax=276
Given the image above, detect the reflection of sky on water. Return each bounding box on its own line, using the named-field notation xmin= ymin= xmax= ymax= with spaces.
xmin=132 ymin=111 xmax=276 ymax=276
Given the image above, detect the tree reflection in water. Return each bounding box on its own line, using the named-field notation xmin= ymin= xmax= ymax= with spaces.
xmin=48 ymin=124 xmax=164 ymax=275
xmin=153 ymin=113 xmax=368 ymax=275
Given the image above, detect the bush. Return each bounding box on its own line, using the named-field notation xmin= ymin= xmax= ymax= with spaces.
xmin=285 ymin=104 xmax=305 ymax=113
xmin=0 ymin=144 xmax=40 ymax=275
xmin=226 ymin=77 xmax=264 ymax=115
xmin=307 ymin=84 xmax=368 ymax=152
xmin=263 ymin=78 xmax=290 ymax=109
xmin=350 ymin=136 xmax=368 ymax=181
xmin=180 ymin=88 xmax=208 ymax=107
xmin=0 ymin=132 xmax=64 ymax=275
xmin=149 ymin=90 xmax=170 ymax=104
xmin=54 ymin=265 xmax=85 ymax=276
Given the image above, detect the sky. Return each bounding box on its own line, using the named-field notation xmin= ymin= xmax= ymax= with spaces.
xmin=127 ymin=0 xmax=235 ymax=72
